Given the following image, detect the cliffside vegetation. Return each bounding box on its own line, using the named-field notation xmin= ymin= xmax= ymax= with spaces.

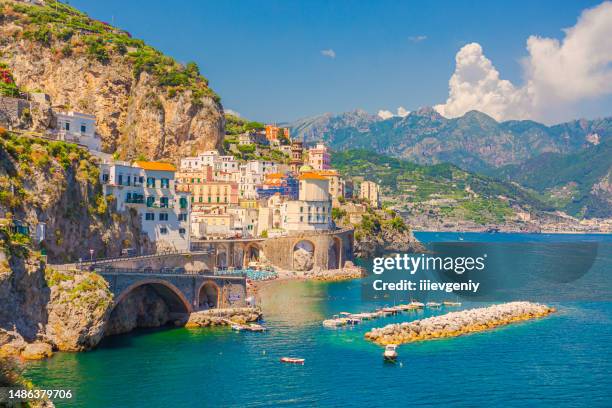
xmin=1 ymin=0 xmax=224 ymax=160
xmin=225 ymin=113 xmax=264 ymax=136
xmin=0 ymin=130 xmax=148 ymax=262
xmin=2 ymin=0 xmax=218 ymax=103
xmin=333 ymin=149 xmax=547 ymax=225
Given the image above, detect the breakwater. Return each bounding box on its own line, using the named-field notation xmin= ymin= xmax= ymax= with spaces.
xmin=365 ymin=302 xmax=555 ymax=345
xmin=184 ymin=307 xmax=262 ymax=327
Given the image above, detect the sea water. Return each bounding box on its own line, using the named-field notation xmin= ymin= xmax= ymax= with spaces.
xmin=24 ymin=233 xmax=612 ymax=407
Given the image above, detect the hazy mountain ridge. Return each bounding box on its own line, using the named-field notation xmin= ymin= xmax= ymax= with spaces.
xmin=289 ymin=108 xmax=611 ymax=173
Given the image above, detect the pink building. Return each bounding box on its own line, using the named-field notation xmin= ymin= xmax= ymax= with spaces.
xmin=307 ymin=142 xmax=331 ymax=170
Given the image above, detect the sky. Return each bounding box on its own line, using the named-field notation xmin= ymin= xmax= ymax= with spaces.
xmin=70 ymin=0 xmax=612 ymax=124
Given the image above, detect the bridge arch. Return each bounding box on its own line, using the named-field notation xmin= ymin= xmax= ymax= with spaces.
xmin=113 ymin=278 xmax=193 ymax=314
xmin=243 ymin=242 xmax=263 ymax=266
xmin=198 ymin=280 xmax=220 ymax=310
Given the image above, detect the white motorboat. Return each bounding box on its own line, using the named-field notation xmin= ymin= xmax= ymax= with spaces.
xmin=383 ymin=344 xmax=398 ymax=361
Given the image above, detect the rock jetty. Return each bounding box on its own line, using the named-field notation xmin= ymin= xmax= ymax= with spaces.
xmin=365 ymin=302 xmax=555 ymax=345
xmin=185 ymin=307 xmax=262 ymax=328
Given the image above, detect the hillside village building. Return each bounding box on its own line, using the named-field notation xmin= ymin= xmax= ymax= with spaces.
xmin=54 ymin=111 xmax=101 ymax=152
xmin=265 ymin=125 xmax=290 ymax=143
xmin=280 ymin=173 xmax=333 ymax=231
xmin=359 ymin=180 xmax=381 ymax=208
xmin=307 ymin=142 xmax=331 ymax=170
xmin=99 ymin=161 xmax=191 ymax=251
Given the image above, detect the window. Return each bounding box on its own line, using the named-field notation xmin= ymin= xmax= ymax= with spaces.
xmin=160 ymin=197 xmax=169 ymax=208
xmin=159 ymin=213 xmax=169 ymax=221
xmin=64 ymin=122 xmax=70 ymax=131
xmin=102 ymin=174 xmax=109 ymax=182
xmin=160 ymin=227 xmax=168 ymax=234
xmin=300 ymin=216 xmax=303 ymax=222
xmin=146 ymin=196 xmax=155 ymax=207
xmin=145 ymin=213 xmax=154 ymax=221
xmin=178 ymin=213 xmax=188 ymax=222
xmin=127 ymin=176 xmax=131 ymax=186
xmin=117 ymin=175 xmax=123 ymax=185
xmin=179 ymin=228 xmax=186 ymax=235
xmin=300 ymin=206 xmax=303 ymax=213
xmin=179 ymin=197 xmax=188 ymax=209
xmin=80 ymin=124 xmax=87 ymax=133
xmin=147 ymin=177 xmax=156 ymax=188
xmin=161 ymin=178 xmax=170 ymax=189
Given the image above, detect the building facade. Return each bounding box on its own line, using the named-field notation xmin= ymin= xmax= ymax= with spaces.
xmin=307 ymin=142 xmax=331 ymax=170
xmin=100 ymin=161 xmax=191 ymax=251
xmin=359 ymin=180 xmax=381 ymax=208
xmin=54 ymin=111 xmax=101 ymax=152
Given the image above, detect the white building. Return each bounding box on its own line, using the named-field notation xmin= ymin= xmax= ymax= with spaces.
xmin=281 ymin=173 xmax=332 ymax=231
xmin=100 ymin=160 xmax=191 ymax=251
xmin=180 ymin=151 xmax=220 ymax=171
xmin=238 ymin=160 xmax=279 ymax=199
xmin=55 ymin=111 xmax=101 ymax=152
xmin=227 ymin=207 xmax=259 ymax=237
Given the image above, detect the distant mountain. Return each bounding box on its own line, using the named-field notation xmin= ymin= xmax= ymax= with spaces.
xmin=289 ymin=108 xmax=612 ymax=173
xmin=493 ymin=140 xmax=612 ymax=218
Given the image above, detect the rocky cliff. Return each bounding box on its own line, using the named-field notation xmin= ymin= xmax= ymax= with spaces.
xmin=0 ymin=0 xmax=224 ymax=160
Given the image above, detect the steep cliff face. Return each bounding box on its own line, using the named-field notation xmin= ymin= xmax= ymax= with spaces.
xmin=0 ymin=131 xmax=151 ymax=262
xmin=0 ymin=0 xmax=224 ymax=160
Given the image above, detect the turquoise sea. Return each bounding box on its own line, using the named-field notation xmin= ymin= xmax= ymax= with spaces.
xmin=24 ymin=233 xmax=612 ymax=407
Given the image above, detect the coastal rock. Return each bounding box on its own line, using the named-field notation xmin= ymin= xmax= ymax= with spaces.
xmin=312 ymin=262 xmax=365 ymax=281
xmin=355 ymin=228 xmax=424 ymax=258
xmin=185 ymin=307 xmax=262 ymax=328
xmin=293 ymin=248 xmax=314 ymax=272
xmin=365 ymin=302 xmax=555 ymax=345
xmin=21 ymin=341 xmax=53 ymax=360
xmin=105 ymin=285 xmax=170 ymax=336
xmin=44 ymin=269 xmax=113 ymax=351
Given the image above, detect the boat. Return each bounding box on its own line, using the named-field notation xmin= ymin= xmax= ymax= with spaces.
xmin=426 ymin=302 xmax=441 ymax=308
xmin=231 ymin=323 xmax=244 ymax=331
xmin=383 ymin=344 xmax=398 ymax=361
xmin=409 ymin=301 xmax=425 ymax=308
xmin=381 ymin=307 xmax=399 ymax=315
xmin=246 ymin=323 xmax=267 ymax=332
xmin=346 ymin=317 xmax=362 ymax=325
xmin=280 ymin=357 xmax=305 ymax=364
xmin=443 ymin=301 xmax=462 ymax=307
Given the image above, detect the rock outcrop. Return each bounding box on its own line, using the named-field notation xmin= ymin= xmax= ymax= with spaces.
xmin=293 ymin=247 xmax=314 ymax=271
xmin=0 ymin=0 xmax=224 ymax=160
xmin=185 ymin=307 xmax=262 ymax=328
xmin=365 ymin=301 xmax=555 ymax=345
xmin=44 ymin=268 xmax=113 ymax=351
xmin=355 ymin=227 xmax=424 ymax=258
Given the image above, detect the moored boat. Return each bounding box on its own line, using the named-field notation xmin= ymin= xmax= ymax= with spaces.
xmin=383 ymin=344 xmax=398 ymax=361
xmin=280 ymin=357 xmax=305 ymax=364
xmin=409 ymin=301 xmax=425 ymax=308
xmin=443 ymin=301 xmax=462 ymax=306
xmin=426 ymin=302 xmax=441 ymax=308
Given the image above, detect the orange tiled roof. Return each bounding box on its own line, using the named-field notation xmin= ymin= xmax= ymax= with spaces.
xmin=299 ymin=172 xmax=327 ymax=180
xmin=265 ymin=173 xmax=285 ymax=179
xmin=134 ymin=161 xmax=176 ymax=171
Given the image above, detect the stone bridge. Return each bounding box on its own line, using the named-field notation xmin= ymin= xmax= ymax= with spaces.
xmin=49 ymin=227 xmax=353 ymax=316
xmin=98 ymin=269 xmax=247 ymax=315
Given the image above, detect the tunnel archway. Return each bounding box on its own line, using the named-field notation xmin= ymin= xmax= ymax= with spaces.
xmin=198 ymin=281 xmax=220 ymax=310
xmin=293 ymin=240 xmax=315 ymax=271
xmin=106 ymin=279 xmax=192 ymax=336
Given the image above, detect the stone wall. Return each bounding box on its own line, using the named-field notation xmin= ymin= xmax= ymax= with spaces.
xmin=260 ymin=228 xmax=354 ymax=271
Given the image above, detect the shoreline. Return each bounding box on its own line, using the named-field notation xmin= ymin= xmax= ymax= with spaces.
xmin=412 ymin=229 xmax=612 ymax=235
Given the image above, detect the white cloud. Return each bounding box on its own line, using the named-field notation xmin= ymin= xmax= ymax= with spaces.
xmin=321 ymin=49 xmax=336 ymax=59
xmin=435 ymin=1 xmax=612 ymax=123
xmin=377 ymin=110 xmax=394 ymax=119
xmin=408 ymin=35 xmax=427 ymax=43
xmin=378 ymin=107 xmax=411 ymax=119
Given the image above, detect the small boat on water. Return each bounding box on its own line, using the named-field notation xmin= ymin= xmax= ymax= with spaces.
xmin=383 ymin=344 xmax=398 ymax=361
xmin=426 ymin=302 xmax=442 ymax=308
xmin=382 ymin=307 xmax=399 ymax=315
xmin=443 ymin=301 xmax=462 ymax=307
xmin=409 ymin=301 xmax=425 ymax=308
xmin=231 ymin=323 xmax=244 ymax=331
xmin=346 ymin=317 xmax=362 ymax=325
xmin=280 ymin=357 xmax=305 ymax=365
xmin=247 ymin=323 xmax=267 ymax=332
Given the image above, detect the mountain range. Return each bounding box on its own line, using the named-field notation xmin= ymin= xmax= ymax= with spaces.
xmin=289 ymin=108 xmax=611 ymax=218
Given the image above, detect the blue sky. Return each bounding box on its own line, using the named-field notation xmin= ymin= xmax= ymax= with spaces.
xmin=70 ymin=0 xmax=607 ymax=122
